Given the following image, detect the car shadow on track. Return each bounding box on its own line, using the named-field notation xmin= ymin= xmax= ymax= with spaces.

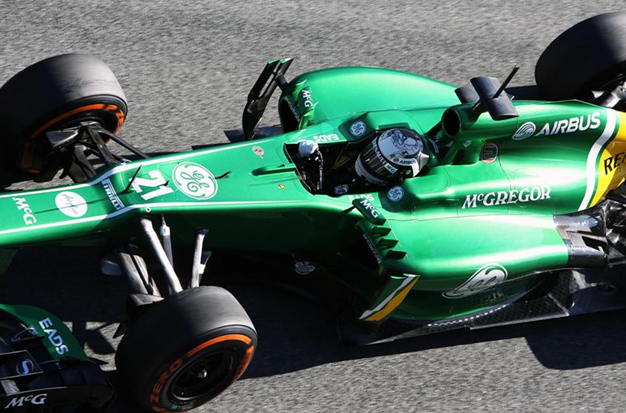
xmin=0 ymin=247 xmax=624 ymax=411
xmin=2 ymin=247 xmax=626 ymax=373
xmin=229 ymin=284 xmax=626 ymax=377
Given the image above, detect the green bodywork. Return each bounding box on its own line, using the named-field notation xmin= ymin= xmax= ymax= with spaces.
xmin=0 ymin=304 xmax=87 ymax=360
xmin=1 ymin=65 xmax=625 ymax=325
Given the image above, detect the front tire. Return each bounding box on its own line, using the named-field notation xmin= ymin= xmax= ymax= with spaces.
xmin=115 ymin=287 xmax=257 ymax=412
xmin=0 ymin=54 xmax=127 ymax=174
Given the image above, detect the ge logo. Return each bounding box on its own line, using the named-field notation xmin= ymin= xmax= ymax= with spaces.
xmin=350 ymin=121 xmax=367 ymax=137
xmin=172 ymin=162 xmax=218 ymax=200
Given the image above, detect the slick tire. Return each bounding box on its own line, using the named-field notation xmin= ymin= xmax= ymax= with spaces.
xmin=0 ymin=54 xmax=127 ymax=173
xmin=115 ymin=286 xmax=257 ymax=413
xmin=535 ymin=12 xmax=626 ymax=100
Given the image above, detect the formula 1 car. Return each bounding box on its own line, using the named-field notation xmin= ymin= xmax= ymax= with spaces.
xmin=0 ymin=11 xmax=624 ymax=413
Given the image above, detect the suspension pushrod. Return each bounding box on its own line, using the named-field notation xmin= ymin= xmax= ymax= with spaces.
xmin=140 ymin=217 xmax=183 ymax=293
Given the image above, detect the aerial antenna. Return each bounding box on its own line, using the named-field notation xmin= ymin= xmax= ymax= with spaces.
xmin=493 ymin=65 xmax=519 ymax=98
xmin=123 ymin=165 xmax=143 ymax=194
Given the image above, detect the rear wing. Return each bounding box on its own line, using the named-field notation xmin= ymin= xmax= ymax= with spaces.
xmin=242 ymin=58 xmax=293 ymax=140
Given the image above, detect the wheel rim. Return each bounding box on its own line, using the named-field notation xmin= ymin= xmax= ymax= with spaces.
xmin=20 ymin=100 xmax=126 ymax=173
xmin=169 ymin=349 xmax=238 ymax=402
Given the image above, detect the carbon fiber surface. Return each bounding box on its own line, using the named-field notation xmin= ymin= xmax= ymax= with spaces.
xmin=346 ymin=269 xmax=626 ymax=345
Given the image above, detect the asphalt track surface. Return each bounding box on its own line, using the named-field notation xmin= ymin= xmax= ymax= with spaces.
xmin=0 ymin=1 xmax=625 ymax=412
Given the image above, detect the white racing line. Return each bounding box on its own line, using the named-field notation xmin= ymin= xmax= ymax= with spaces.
xmin=0 ymin=140 xmax=290 ymax=237
xmin=0 ymin=140 xmax=261 ymax=200
xmin=0 ymin=200 xmax=297 ymax=237
xmin=579 ymin=109 xmax=617 ymax=210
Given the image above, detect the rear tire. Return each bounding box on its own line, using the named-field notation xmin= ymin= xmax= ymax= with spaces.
xmin=535 ymin=12 xmax=626 ymax=100
xmin=0 ymin=54 xmax=127 ymax=173
xmin=115 ymin=287 xmax=257 ymax=412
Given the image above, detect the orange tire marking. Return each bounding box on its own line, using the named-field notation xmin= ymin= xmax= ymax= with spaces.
xmin=20 ymin=103 xmax=125 ymax=172
xmin=185 ymin=334 xmax=252 ymax=357
xmin=30 ymin=103 xmax=124 ymax=138
xmin=149 ymin=333 xmax=254 ymax=411
xmin=233 ymin=345 xmax=255 ymax=382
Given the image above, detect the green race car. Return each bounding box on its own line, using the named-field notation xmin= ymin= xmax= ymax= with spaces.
xmin=0 ymin=11 xmax=624 ymax=413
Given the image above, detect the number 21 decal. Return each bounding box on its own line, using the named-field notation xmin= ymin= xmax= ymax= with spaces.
xmin=131 ymin=170 xmax=174 ymax=200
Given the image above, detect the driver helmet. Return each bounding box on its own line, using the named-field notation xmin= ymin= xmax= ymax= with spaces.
xmin=355 ymin=128 xmax=429 ymax=186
